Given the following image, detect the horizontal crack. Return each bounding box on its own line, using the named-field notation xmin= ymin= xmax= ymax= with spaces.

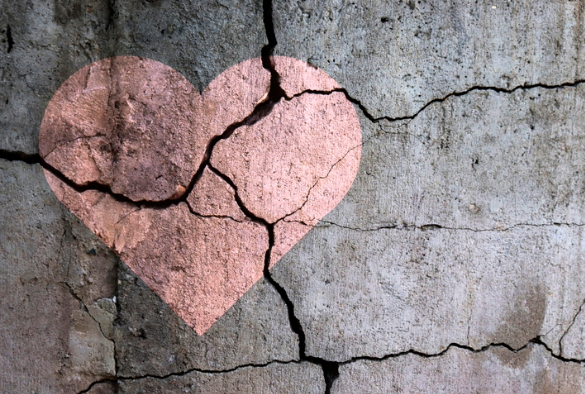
xmin=117 ymin=359 xmax=300 ymax=381
xmin=337 ymin=337 xmax=584 ymax=366
xmin=347 ymin=79 xmax=585 ymax=125
xmin=319 ymin=221 xmax=585 ymax=233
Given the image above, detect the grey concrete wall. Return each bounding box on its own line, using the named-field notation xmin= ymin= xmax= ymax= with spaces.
xmin=1 ymin=0 xmax=585 ymax=393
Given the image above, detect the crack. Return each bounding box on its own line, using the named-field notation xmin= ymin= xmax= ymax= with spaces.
xmin=559 ymin=297 xmax=585 ymax=356
xmin=260 ymin=1 xmax=339 ymax=393
xmin=61 ymin=282 xmax=114 ymax=346
xmin=62 ymin=278 xmax=118 ymax=391
xmin=342 ymin=79 xmax=585 ymax=125
xmin=77 ymin=379 xmax=117 ymax=394
xmin=274 ymin=78 xmax=585 ymax=135
xmin=319 ymin=221 xmax=585 ymax=233
xmin=117 ymin=359 xmax=299 ymax=381
xmin=337 ymin=337 xmax=584 ymax=367
xmin=42 ymin=134 xmax=108 ymax=160
xmin=75 ymin=338 xmax=582 ymax=391
xmin=280 ymin=142 xmax=362 ymax=225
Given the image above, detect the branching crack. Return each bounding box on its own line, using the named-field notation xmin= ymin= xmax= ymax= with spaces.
xmin=279 ymin=142 xmax=362 ymax=225
xmin=559 ymin=297 xmax=585 ymax=356
xmin=259 ymin=1 xmax=340 ymax=393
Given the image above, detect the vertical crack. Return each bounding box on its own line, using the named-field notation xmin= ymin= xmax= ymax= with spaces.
xmin=260 ymin=1 xmax=340 ymax=393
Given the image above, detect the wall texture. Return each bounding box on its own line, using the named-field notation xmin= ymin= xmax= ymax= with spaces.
xmin=1 ymin=0 xmax=585 ymax=393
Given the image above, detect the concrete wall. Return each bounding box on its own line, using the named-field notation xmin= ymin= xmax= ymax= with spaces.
xmin=1 ymin=0 xmax=584 ymax=392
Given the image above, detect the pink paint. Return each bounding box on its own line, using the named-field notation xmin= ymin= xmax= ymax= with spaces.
xmin=40 ymin=56 xmax=361 ymax=335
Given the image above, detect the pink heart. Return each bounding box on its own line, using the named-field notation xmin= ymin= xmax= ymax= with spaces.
xmin=39 ymin=56 xmax=361 ymax=335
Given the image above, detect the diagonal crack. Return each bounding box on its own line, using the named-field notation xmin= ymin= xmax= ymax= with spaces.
xmin=559 ymin=297 xmax=585 ymax=357
xmin=279 ymin=142 xmax=362 ymax=226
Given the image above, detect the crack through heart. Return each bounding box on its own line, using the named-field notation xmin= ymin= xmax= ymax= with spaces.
xmin=40 ymin=55 xmax=361 ymax=335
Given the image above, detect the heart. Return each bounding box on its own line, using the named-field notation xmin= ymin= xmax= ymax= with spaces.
xmin=40 ymin=56 xmax=361 ymax=335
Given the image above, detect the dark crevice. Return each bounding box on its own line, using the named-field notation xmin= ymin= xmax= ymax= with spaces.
xmin=346 ymin=80 xmax=585 ymax=124
xmin=6 ymin=24 xmax=14 ymax=53
xmin=336 ymin=337 xmax=584 ymax=366
xmin=117 ymin=360 xmax=300 ymax=381
xmin=105 ymin=0 xmax=117 ymax=31
xmin=259 ymin=1 xmax=340 ymax=393
xmin=279 ymin=78 xmax=585 ymax=127
xmin=77 ymin=378 xmax=118 ymax=394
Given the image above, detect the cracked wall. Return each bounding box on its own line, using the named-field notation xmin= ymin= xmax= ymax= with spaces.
xmin=1 ymin=0 xmax=585 ymax=393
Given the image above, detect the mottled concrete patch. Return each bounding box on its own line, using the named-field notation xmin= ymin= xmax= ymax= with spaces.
xmin=114 ymin=264 xmax=299 ymax=378
xmin=0 ymin=159 xmax=116 ymax=392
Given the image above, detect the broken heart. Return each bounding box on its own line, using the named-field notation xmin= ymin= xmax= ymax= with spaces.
xmin=39 ymin=56 xmax=361 ymax=335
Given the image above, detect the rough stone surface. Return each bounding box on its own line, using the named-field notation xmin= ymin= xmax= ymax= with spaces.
xmin=114 ymin=265 xmax=298 ymax=377
xmin=327 ymin=86 xmax=585 ymax=231
xmin=0 ymin=159 xmax=116 ymax=393
xmin=0 ymin=0 xmax=267 ymax=154
xmin=274 ymin=0 xmax=585 ymax=119
xmin=118 ymin=362 xmax=325 ymax=394
xmin=43 ymin=55 xmax=361 ymax=334
xmin=333 ymin=345 xmax=585 ymax=394
xmin=272 ymin=85 xmax=585 ymax=361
